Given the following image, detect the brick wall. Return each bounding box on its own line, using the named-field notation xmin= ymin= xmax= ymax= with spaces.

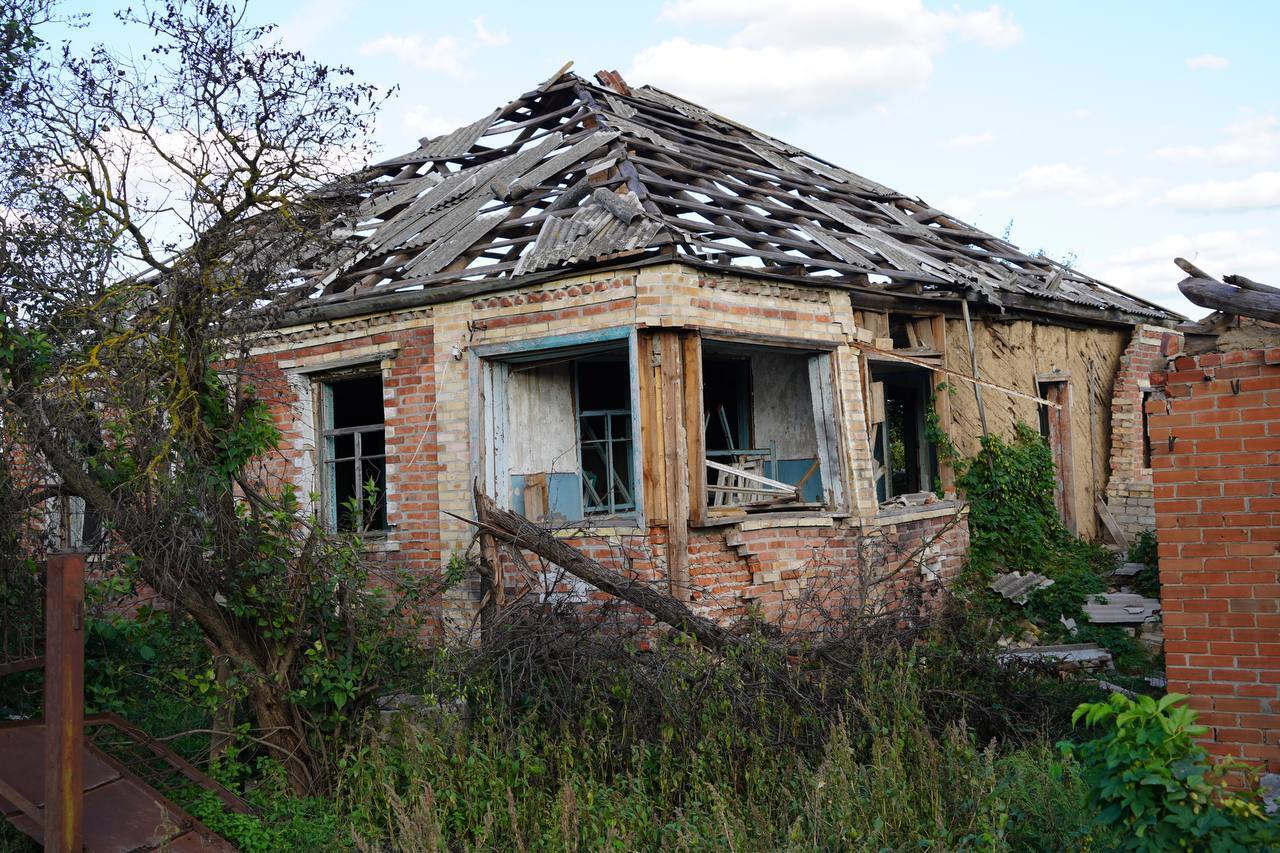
xmin=1149 ymin=345 xmax=1280 ymax=773
xmin=241 ymin=263 xmax=973 ymax=637
xmin=488 ymin=505 xmax=968 ymax=634
xmin=245 ymin=309 xmax=447 ymax=629
xmin=1106 ymin=324 xmax=1182 ymax=542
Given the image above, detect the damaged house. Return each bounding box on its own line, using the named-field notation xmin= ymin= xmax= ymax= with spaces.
xmin=242 ymin=68 xmax=1182 ymax=632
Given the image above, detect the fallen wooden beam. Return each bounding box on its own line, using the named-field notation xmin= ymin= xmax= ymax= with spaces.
xmin=466 ymin=487 xmax=741 ymax=653
xmin=1178 ymin=276 xmax=1280 ymax=323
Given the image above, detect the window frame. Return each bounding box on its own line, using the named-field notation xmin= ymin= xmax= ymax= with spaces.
xmin=694 ymin=332 xmax=849 ymax=519
xmin=474 ymin=327 xmax=642 ymax=524
xmin=316 ymin=370 xmax=390 ymax=534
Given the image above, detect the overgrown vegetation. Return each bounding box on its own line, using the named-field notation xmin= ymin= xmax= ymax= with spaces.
xmin=936 ymin=419 xmax=1147 ymax=666
xmin=1063 ymin=693 xmax=1279 ymax=851
xmin=1128 ymin=529 xmax=1161 ymax=599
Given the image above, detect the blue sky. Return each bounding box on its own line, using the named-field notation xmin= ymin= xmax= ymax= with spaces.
xmin=67 ymin=1 xmax=1280 ymax=318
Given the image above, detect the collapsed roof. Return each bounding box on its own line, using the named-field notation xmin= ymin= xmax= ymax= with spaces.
xmin=298 ymin=68 xmax=1178 ymax=325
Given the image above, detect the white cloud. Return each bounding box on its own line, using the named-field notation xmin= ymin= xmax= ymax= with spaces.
xmin=629 ymin=1 xmax=1021 ymax=115
xmin=1186 ymin=53 xmax=1229 ymax=71
xmin=1071 ymin=107 xmax=1090 ymax=120
xmin=472 ymin=16 xmax=510 ymax=47
xmin=1153 ymin=114 xmax=1278 ymax=165
xmin=972 ymin=162 xmax=1147 ymax=208
xmin=1097 ymin=228 xmax=1280 ymax=317
xmin=949 ymin=131 xmax=995 ymax=147
xmin=1162 ymin=171 xmax=1280 ymax=211
xmin=400 ymin=105 xmax=462 ymax=142
xmin=359 ymin=34 xmax=467 ymax=77
xmin=359 ymin=19 xmax=511 ymax=79
xmin=275 ymin=0 xmax=354 ymax=50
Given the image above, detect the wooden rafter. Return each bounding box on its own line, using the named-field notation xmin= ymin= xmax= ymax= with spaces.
xmin=286 ymin=69 xmax=1178 ymax=324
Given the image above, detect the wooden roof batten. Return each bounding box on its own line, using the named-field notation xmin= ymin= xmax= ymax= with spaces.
xmin=293 ymin=66 xmax=1179 ymax=325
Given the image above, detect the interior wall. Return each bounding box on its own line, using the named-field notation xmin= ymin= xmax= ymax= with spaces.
xmin=940 ymin=316 xmax=1128 ymax=540
xmin=750 ymin=350 xmax=818 ymax=460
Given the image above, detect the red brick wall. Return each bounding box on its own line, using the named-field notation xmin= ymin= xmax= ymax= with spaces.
xmin=1106 ymin=325 xmax=1181 ymax=541
xmin=491 ymin=508 xmax=968 ymax=633
xmin=1149 ymin=346 xmax=1280 ymax=772
xmin=245 ymin=314 xmax=446 ymax=628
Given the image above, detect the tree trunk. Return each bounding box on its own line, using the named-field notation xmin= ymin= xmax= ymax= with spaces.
xmin=472 ymin=488 xmax=741 ymax=653
xmin=246 ymin=682 xmax=315 ymax=795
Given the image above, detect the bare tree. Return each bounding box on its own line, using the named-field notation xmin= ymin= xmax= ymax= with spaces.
xmin=0 ymin=0 xmax=422 ymax=793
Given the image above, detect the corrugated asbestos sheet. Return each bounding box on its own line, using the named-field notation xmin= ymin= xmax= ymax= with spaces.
xmin=288 ymin=70 xmax=1180 ymax=325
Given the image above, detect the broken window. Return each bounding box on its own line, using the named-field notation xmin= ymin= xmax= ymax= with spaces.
xmin=868 ymin=362 xmax=938 ymax=502
xmin=699 ymin=342 xmax=836 ymax=512
xmin=46 ymin=494 xmax=102 ymax=551
xmin=577 ymin=359 xmax=635 ymax=515
xmin=318 ymin=374 xmax=388 ymax=532
xmin=500 ymin=343 xmax=636 ymax=521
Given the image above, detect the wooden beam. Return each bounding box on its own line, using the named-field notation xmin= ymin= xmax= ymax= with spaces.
xmin=1178 ymin=276 xmax=1280 ymax=323
xmin=681 ymin=332 xmax=707 ymax=527
xmin=44 ymin=552 xmax=85 ymax=853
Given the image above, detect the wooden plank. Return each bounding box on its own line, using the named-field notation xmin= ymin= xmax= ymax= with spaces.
xmin=705 ymin=459 xmax=796 ymax=493
xmin=808 ymin=354 xmax=846 ymax=509
xmin=45 ymin=552 xmax=85 ymax=853
xmin=929 ymin=315 xmax=955 ymax=496
xmin=1095 ymin=498 xmax=1129 ymax=549
xmin=681 ymin=332 xmax=707 ymax=527
xmin=636 ymin=331 xmax=666 ymax=526
xmin=658 ymin=332 xmax=691 ymax=600
xmin=523 ymin=473 xmax=549 ymax=524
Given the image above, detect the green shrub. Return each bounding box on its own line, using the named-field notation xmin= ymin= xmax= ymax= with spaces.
xmin=1128 ymin=529 xmax=1161 ymax=599
xmin=1061 ymin=693 xmax=1279 ymax=851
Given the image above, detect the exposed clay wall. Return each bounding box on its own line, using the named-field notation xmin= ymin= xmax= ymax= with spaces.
xmin=1150 ymin=345 xmax=1280 ymax=773
xmin=938 ymin=315 xmax=1129 ymax=540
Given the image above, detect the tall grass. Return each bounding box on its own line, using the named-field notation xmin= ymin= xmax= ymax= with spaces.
xmin=327 ymin=643 xmax=1089 ymax=851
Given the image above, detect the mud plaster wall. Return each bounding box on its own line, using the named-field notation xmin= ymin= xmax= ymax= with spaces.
xmin=940 ymin=316 xmax=1129 ymax=540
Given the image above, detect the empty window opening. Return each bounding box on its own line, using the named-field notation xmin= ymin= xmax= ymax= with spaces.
xmin=888 ymin=313 xmax=940 ymax=353
xmin=502 ymin=344 xmax=635 ymax=521
xmin=701 ymin=342 xmax=830 ymax=512
xmin=320 ymin=374 xmax=388 ymax=532
xmin=868 ymin=362 xmax=938 ymax=503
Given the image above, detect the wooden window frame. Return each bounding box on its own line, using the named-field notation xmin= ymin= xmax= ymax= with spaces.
xmin=316 ymin=371 xmax=389 ymax=533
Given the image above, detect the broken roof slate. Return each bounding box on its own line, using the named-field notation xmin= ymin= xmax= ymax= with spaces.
xmin=298 ymin=70 xmax=1180 ymax=324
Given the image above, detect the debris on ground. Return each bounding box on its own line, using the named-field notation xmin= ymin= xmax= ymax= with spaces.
xmin=989 ymin=571 xmax=1054 ymax=605
xmin=1082 ymin=592 xmax=1161 ymax=625
xmin=996 ymin=642 xmax=1113 ymax=672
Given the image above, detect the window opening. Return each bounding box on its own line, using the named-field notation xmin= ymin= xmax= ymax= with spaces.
xmin=576 ymin=358 xmax=635 ymax=515
xmin=700 ymin=342 xmax=828 ymax=512
xmin=500 ymin=343 xmax=636 ymax=522
xmin=868 ymin=362 xmax=937 ymax=503
xmin=1140 ymin=389 xmax=1153 ymax=468
xmin=320 ymin=374 xmax=388 ymax=531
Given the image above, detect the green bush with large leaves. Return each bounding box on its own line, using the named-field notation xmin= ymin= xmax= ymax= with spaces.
xmin=1062 ymin=693 xmax=1279 ymax=851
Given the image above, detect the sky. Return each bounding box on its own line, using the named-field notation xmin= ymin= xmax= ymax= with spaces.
xmin=65 ymin=1 xmax=1280 ymax=319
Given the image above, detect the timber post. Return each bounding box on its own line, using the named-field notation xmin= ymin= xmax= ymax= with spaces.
xmin=43 ymin=551 xmax=85 ymax=852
